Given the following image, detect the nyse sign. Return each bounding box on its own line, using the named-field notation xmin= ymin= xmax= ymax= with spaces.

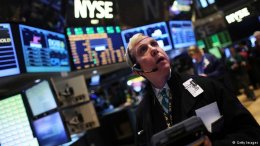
xmin=225 ymin=7 xmax=250 ymax=24
xmin=74 ymin=0 xmax=113 ymax=19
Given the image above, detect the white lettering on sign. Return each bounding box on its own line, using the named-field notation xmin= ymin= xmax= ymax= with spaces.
xmin=0 ymin=38 xmax=11 ymax=43
xmin=74 ymin=0 xmax=113 ymax=19
xmin=225 ymin=7 xmax=250 ymax=24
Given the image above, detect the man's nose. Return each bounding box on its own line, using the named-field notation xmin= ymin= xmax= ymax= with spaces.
xmin=149 ymin=46 xmax=159 ymax=56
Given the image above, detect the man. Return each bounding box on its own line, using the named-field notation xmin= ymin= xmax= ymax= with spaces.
xmin=125 ymin=33 xmax=260 ymax=146
xmin=187 ymin=45 xmax=234 ymax=94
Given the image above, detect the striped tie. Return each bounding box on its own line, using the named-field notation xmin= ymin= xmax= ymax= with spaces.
xmin=160 ymin=88 xmax=169 ymax=113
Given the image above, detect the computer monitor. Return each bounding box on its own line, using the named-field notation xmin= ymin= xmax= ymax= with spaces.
xmin=61 ymin=102 xmax=100 ymax=134
xmin=0 ymin=23 xmax=20 ymax=77
xmin=121 ymin=22 xmax=173 ymax=52
xmin=19 ymin=24 xmax=71 ymax=72
xmin=25 ymin=80 xmax=58 ymax=117
xmin=32 ymin=112 xmax=70 ymax=146
xmin=66 ymin=26 xmax=125 ymax=70
xmin=0 ymin=94 xmax=39 ymax=146
xmin=52 ymin=75 xmax=90 ymax=107
xmin=208 ymin=47 xmax=222 ymax=59
xmin=168 ymin=20 xmax=196 ymax=49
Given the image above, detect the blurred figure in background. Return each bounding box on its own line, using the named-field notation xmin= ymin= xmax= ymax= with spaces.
xmin=226 ymin=47 xmax=256 ymax=101
xmin=248 ymin=31 xmax=260 ymax=88
xmin=188 ymin=45 xmax=234 ymax=92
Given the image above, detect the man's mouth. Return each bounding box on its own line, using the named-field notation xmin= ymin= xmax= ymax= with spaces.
xmin=156 ymin=57 xmax=165 ymax=64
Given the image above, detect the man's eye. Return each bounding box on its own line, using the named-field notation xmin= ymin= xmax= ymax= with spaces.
xmin=140 ymin=46 xmax=147 ymax=53
xmin=151 ymin=41 xmax=158 ymax=46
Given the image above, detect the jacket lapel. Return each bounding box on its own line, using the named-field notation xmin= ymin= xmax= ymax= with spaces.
xmin=168 ymin=71 xmax=199 ymax=122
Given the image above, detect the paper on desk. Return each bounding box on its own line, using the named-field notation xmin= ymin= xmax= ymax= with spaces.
xmin=195 ymin=102 xmax=221 ymax=132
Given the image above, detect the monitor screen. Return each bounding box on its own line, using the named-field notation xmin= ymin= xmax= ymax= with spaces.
xmin=19 ymin=24 xmax=71 ymax=72
xmin=0 ymin=23 xmax=20 ymax=77
xmin=52 ymin=75 xmax=90 ymax=107
xmin=32 ymin=112 xmax=70 ymax=146
xmin=208 ymin=47 xmax=222 ymax=59
xmin=66 ymin=26 xmax=125 ymax=70
xmin=25 ymin=80 xmax=58 ymax=117
xmin=0 ymin=94 xmax=39 ymax=146
xmin=62 ymin=102 xmax=100 ymax=134
xmin=204 ymin=30 xmax=232 ymax=49
xmin=121 ymin=22 xmax=173 ymax=52
xmin=168 ymin=20 xmax=196 ymax=49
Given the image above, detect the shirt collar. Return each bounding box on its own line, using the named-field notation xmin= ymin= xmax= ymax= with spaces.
xmin=153 ymin=83 xmax=170 ymax=97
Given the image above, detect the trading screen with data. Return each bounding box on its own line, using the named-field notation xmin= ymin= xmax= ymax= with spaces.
xmin=168 ymin=20 xmax=196 ymax=49
xmin=0 ymin=23 xmax=20 ymax=77
xmin=66 ymin=26 xmax=125 ymax=70
xmin=19 ymin=24 xmax=71 ymax=72
xmin=121 ymin=22 xmax=173 ymax=52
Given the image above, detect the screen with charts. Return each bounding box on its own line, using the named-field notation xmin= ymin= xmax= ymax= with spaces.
xmin=25 ymin=80 xmax=58 ymax=117
xmin=168 ymin=20 xmax=196 ymax=49
xmin=32 ymin=112 xmax=70 ymax=146
xmin=0 ymin=94 xmax=39 ymax=146
xmin=19 ymin=24 xmax=71 ymax=72
xmin=66 ymin=26 xmax=125 ymax=70
xmin=121 ymin=22 xmax=173 ymax=52
xmin=0 ymin=23 xmax=20 ymax=77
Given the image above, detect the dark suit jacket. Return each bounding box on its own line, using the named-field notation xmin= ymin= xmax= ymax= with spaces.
xmin=194 ymin=53 xmax=225 ymax=79
xmin=135 ymin=71 xmax=260 ymax=146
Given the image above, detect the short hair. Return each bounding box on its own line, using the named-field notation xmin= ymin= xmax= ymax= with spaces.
xmin=125 ymin=33 xmax=148 ymax=67
xmin=188 ymin=45 xmax=201 ymax=56
xmin=253 ymin=31 xmax=260 ymax=37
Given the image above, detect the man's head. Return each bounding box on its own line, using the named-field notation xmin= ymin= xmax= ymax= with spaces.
xmin=125 ymin=33 xmax=171 ymax=87
xmin=188 ymin=45 xmax=203 ymax=62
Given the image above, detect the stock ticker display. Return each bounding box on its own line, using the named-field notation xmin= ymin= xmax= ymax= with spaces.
xmin=66 ymin=26 xmax=125 ymax=70
xmin=121 ymin=22 xmax=173 ymax=52
xmin=0 ymin=23 xmax=20 ymax=77
xmin=19 ymin=24 xmax=71 ymax=73
xmin=168 ymin=20 xmax=196 ymax=49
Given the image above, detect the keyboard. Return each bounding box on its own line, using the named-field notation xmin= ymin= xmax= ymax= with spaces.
xmin=0 ymin=94 xmax=39 ymax=146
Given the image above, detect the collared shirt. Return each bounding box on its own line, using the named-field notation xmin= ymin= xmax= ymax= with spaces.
xmin=153 ymin=83 xmax=170 ymax=106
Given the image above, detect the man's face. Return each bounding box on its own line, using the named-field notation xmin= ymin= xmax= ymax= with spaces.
xmin=190 ymin=53 xmax=202 ymax=62
xmin=131 ymin=37 xmax=170 ymax=79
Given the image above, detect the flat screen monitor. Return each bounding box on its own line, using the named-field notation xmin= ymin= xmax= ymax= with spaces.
xmin=121 ymin=22 xmax=173 ymax=51
xmin=0 ymin=23 xmax=20 ymax=77
xmin=168 ymin=20 xmax=196 ymax=49
xmin=52 ymin=75 xmax=90 ymax=107
xmin=19 ymin=24 xmax=71 ymax=72
xmin=208 ymin=47 xmax=222 ymax=59
xmin=66 ymin=26 xmax=125 ymax=70
xmin=0 ymin=94 xmax=39 ymax=146
xmin=204 ymin=30 xmax=232 ymax=49
xmin=25 ymin=80 xmax=58 ymax=117
xmin=62 ymin=102 xmax=100 ymax=134
xmin=32 ymin=112 xmax=70 ymax=146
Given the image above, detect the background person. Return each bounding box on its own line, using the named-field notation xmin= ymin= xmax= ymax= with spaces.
xmin=187 ymin=45 xmax=234 ymax=93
